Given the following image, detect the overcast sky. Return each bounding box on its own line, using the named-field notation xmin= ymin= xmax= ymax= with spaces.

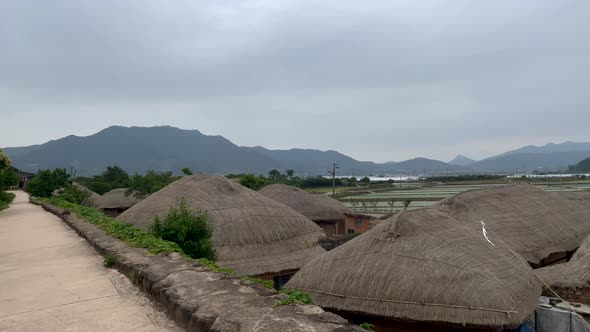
xmin=1 ymin=1 xmax=589 ymax=162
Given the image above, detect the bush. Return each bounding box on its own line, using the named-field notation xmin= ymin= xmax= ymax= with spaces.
xmin=127 ymin=170 xmax=179 ymax=199
xmin=239 ymin=174 xmax=266 ymax=190
xmin=27 ymin=168 xmax=70 ymax=197
xmin=0 ymin=191 xmax=16 ymax=211
xmin=59 ymin=185 xmax=89 ymax=204
xmin=360 ymin=322 xmax=375 ymax=331
xmin=150 ymin=198 xmax=215 ymax=261
xmin=275 ymin=289 xmax=312 ymax=306
xmin=0 ymin=167 xmax=19 ymax=190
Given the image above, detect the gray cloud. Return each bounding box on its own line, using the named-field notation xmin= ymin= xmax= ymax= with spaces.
xmin=1 ymin=0 xmax=589 ymax=162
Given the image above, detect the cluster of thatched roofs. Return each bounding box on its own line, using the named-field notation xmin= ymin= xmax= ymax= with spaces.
xmin=79 ymin=174 xmax=590 ymax=329
xmin=286 ymin=184 xmax=590 ymax=329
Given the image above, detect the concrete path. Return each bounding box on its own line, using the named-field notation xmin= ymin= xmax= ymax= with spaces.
xmin=0 ymin=191 xmax=180 ymax=331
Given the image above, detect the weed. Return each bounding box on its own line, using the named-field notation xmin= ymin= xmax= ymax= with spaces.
xmin=103 ymin=254 xmax=117 ymax=268
xmin=360 ymin=322 xmax=375 ymax=331
xmin=275 ymin=289 xmax=312 ymax=306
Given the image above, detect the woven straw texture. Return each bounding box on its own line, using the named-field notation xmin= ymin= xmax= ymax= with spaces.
xmin=117 ymin=174 xmax=325 ymax=275
xmin=435 ymin=184 xmax=590 ymax=265
xmin=259 ymin=184 xmax=350 ymax=222
xmin=285 ymin=208 xmax=541 ymax=327
xmin=96 ymin=188 xmax=140 ymax=209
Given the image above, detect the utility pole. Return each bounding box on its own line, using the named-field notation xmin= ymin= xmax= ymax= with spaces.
xmin=331 ymin=163 xmax=339 ymax=196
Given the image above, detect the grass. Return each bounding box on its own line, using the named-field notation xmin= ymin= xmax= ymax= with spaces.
xmin=41 ymin=198 xmax=277 ymax=290
xmin=360 ymin=322 xmax=375 ymax=331
xmin=0 ymin=192 xmax=16 ymax=211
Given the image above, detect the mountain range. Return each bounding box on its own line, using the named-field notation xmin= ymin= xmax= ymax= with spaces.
xmin=3 ymin=126 xmax=590 ymax=176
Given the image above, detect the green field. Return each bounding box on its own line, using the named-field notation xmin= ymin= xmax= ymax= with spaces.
xmin=337 ymin=182 xmax=590 ymax=215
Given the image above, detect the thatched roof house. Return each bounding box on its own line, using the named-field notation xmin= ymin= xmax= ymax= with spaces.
xmin=259 ymin=184 xmax=351 ymax=235
xmin=117 ymin=175 xmax=325 ymax=276
xmin=285 ymin=208 xmax=541 ymax=328
xmin=435 ymin=184 xmax=590 ymax=267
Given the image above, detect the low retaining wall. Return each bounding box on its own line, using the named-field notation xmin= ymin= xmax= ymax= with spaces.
xmin=32 ymin=199 xmax=360 ymax=332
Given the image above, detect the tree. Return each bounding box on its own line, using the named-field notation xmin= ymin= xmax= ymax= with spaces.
xmin=0 ymin=148 xmax=19 ymax=191
xmin=26 ymin=169 xmax=70 ymax=197
xmin=403 ymin=200 xmax=412 ymax=210
xmin=268 ymin=169 xmax=281 ymax=181
xmin=127 ymin=170 xmax=179 ymax=199
xmin=150 ymin=198 xmax=215 ymax=260
xmin=101 ymin=165 xmax=130 ymax=185
xmin=182 ymin=167 xmax=193 ymax=176
xmin=360 ymin=176 xmax=371 ymax=185
xmin=286 ymin=169 xmax=294 ymax=178
xmin=239 ymin=174 xmax=266 ymax=190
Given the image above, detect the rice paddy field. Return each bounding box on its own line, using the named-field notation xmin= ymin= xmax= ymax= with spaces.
xmin=338 ymin=182 xmax=590 ymax=215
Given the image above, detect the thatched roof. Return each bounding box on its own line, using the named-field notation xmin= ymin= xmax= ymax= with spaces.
xmin=435 ymin=184 xmax=590 ymax=266
xmin=73 ymin=183 xmax=101 ymax=207
xmin=96 ymin=188 xmax=140 ymax=210
xmin=117 ymin=175 xmax=326 ymax=275
xmin=536 ymin=233 xmax=590 ymax=290
xmin=259 ymin=184 xmax=351 ymax=222
xmin=285 ymin=208 xmax=541 ymax=327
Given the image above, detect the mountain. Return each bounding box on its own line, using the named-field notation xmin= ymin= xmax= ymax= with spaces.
xmin=3 ymin=125 xmax=464 ymax=176
xmin=470 ymin=142 xmax=590 ymax=172
xmin=4 ymin=126 xmax=282 ymax=176
xmin=449 ymin=155 xmax=476 ymax=166
xmin=5 ymin=125 xmax=587 ymax=176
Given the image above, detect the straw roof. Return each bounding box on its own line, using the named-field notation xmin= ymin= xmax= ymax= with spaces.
xmin=117 ymin=175 xmax=325 ymax=275
xmin=259 ymin=184 xmax=351 ymax=222
xmin=96 ymin=188 xmax=140 ymax=210
xmin=536 ymin=233 xmax=590 ymax=290
xmin=285 ymin=208 xmax=541 ymax=327
xmin=73 ymin=183 xmax=101 ymax=207
xmin=435 ymin=184 xmax=590 ymax=266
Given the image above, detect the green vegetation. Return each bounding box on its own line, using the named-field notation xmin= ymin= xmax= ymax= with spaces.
xmin=275 ymin=289 xmax=312 ymax=306
xmin=182 ymin=167 xmax=193 ymax=175
xmin=150 ymin=199 xmax=215 ymax=261
xmin=26 ymin=168 xmax=70 ymax=197
xmin=423 ymin=174 xmax=505 ymax=182
xmin=239 ymin=174 xmax=266 ymax=190
xmin=0 ymin=191 xmax=16 ymax=211
xmin=43 ymin=197 xmax=183 ymax=255
xmin=360 ymin=322 xmax=375 ymax=331
xmin=78 ymin=166 xmax=130 ymax=194
xmin=59 ymin=185 xmax=89 ymax=204
xmin=103 ymin=254 xmax=117 ymax=268
xmin=126 ymin=170 xmax=179 ymax=199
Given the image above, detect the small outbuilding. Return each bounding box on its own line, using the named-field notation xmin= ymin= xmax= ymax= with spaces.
xmin=285 ymin=208 xmax=541 ymax=331
xmin=117 ymin=175 xmax=326 ymax=286
xmin=259 ymin=184 xmax=351 ymax=236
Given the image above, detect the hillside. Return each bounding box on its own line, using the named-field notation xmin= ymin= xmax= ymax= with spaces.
xmin=449 ymin=155 xmax=476 ymax=166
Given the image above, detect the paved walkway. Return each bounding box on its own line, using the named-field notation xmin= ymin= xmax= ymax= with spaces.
xmin=0 ymin=191 xmax=179 ymax=331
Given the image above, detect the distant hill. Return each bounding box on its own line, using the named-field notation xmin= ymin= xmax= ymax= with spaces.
xmin=3 ymin=126 xmax=588 ymax=176
xmin=470 ymin=142 xmax=590 ymax=172
xmin=449 ymin=155 xmax=476 ymax=166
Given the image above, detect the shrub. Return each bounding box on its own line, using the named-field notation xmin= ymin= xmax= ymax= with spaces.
xmin=0 ymin=191 xmax=16 ymax=211
xmin=127 ymin=170 xmax=179 ymax=199
xmin=59 ymin=185 xmax=89 ymax=204
xmin=150 ymin=198 xmax=215 ymax=261
xmin=27 ymin=168 xmax=70 ymax=197
xmin=0 ymin=167 xmax=19 ymax=190
xmin=239 ymin=174 xmax=266 ymax=190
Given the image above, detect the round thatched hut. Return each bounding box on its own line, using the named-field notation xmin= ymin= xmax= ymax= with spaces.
xmin=435 ymin=184 xmax=590 ymax=267
xmin=259 ymin=184 xmax=351 ymax=235
xmin=285 ymin=208 xmax=541 ymax=331
xmin=72 ymin=183 xmax=101 ymax=207
xmin=96 ymin=188 xmax=140 ymax=217
xmin=117 ymin=175 xmax=326 ymax=279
